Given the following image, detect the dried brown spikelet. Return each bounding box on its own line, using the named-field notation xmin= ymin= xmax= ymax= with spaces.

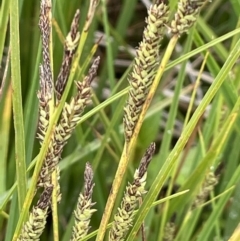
xmin=17 ymin=187 xmax=53 ymax=241
xmin=55 ymin=10 xmax=81 ymax=100
xmin=84 ymin=0 xmax=100 ymax=32
xmin=39 ymin=0 xmax=53 ymax=89
xmin=37 ymin=0 xmax=53 ymax=146
xmin=170 ymin=0 xmax=207 ymax=35
xmin=37 ymin=57 xmax=100 ymax=188
xmin=123 ymin=3 xmax=169 ymax=142
xmin=56 ymin=57 xmax=100 ymax=142
xmin=70 ymin=163 xmax=96 ymax=241
xmin=109 ymin=143 xmax=155 ymax=241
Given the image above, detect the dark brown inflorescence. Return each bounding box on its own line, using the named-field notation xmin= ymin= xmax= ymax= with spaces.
xmin=39 ymin=0 xmax=53 ymax=89
xmin=55 ymin=10 xmax=81 ymax=100
xmin=37 ymin=0 xmax=53 ymax=146
xmin=17 ymin=187 xmax=53 ymax=241
xmin=37 ymin=57 xmax=100 ymax=188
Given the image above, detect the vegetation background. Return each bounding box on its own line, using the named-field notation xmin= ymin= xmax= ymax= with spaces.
xmin=1 ymin=0 xmax=240 ymax=240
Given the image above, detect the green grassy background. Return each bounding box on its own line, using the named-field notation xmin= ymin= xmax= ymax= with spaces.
xmin=1 ymin=0 xmax=240 ymax=240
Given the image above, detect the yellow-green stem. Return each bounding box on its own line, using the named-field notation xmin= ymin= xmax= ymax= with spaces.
xmin=96 ymin=35 xmax=179 ymax=241
xmin=52 ymin=170 xmax=59 ymax=241
xmin=184 ymin=51 xmax=209 ymax=127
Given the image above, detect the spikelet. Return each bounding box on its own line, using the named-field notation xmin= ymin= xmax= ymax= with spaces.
xmin=39 ymin=0 xmax=53 ymax=89
xmin=56 ymin=57 xmax=100 ymax=143
xmin=109 ymin=143 xmax=155 ymax=241
xmin=37 ymin=65 xmax=52 ymax=145
xmin=84 ymin=0 xmax=100 ymax=32
xmin=163 ymin=222 xmax=176 ymax=241
xmin=123 ymin=3 xmax=169 ymax=142
xmin=37 ymin=57 xmax=100 ymax=188
xmin=163 ymin=214 xmax=176 ymax=241
xmin=191 ymin=169 xmax=220 ymax=210
xmin=17 ymin=187 xmax=53 ymax=241
xmin=170 ymin=0 xmax=208 ymax=35
xmin=70 ymin=163 xmax=96 ymax=241
xmin=55 ymin=10 xmax=81 ymax=100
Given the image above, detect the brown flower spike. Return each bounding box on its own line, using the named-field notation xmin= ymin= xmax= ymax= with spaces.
xmin=109 ymin=143 xmax=155 ymax=241
xmin=37 ymin=57 xmax=100 ymax=188
xmin=55 ymin=10 xmax=81 ymax=100
xmin=37 ymin=0 xmax=53 ymax=146
xmin=170 ymin=0 xmax=207 ymax=35
xmin=17 ymin=187 xmax=53 ymax=241
xmin=70 ymin=163 xmax=96 ymax=241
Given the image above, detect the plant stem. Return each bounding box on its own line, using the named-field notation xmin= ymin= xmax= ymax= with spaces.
xmin=96 ymin=35 xmax=179 ymax=241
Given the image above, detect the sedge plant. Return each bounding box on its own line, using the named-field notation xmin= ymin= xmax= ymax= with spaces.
xmin=1 ymin=0 xmax=240 ymax=241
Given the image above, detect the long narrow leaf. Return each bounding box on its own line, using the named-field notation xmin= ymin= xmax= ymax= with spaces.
xmin=10 ymin=0 xmax=27 ymax=210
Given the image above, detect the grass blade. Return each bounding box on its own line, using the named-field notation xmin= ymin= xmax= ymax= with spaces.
xmin=10 ymin=0 xmax=27 ymax=210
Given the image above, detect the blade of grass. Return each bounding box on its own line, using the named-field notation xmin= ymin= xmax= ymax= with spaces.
xmin=184 ymin=51 xmax=209 ymax=127
xmin=23 ymin=41 xmax=41 ymax=165
xmin=4 ymin=192 xmax=19 ymax=241
xmin=197 ymin=16 xmax=228 ymax=61
xmin=0 ymin=0 xmax=10 ymax=63
xmin=10 ymin=0 xmax=27 ymax=210
xmin=0 ymin=86 xmax=11 ymax=194
xmin=97 ymin=0 xmax=138 ymax=95
xmin=166 ymin=27 xmax=240 ymax=71
xmin=193 ymin=28 xmax=238 ymax=108
xmin=100 ymin=0 xmax=115 ymax=91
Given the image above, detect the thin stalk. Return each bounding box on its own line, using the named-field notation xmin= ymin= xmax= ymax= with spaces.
xmin=184 ymin=52 xmax=209 ymax=127
xmin=96 ymin=35 xmax=179 ymax=241
xmin=52 ymin=170 xmax=59 ymax=241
